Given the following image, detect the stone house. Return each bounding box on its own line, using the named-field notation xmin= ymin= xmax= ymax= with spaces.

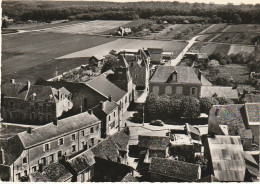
xmin=1 ymin=80 xmax=73 ymax=125
xmin=89 ymin=55 xmax=104 ymax=67
xmin=0 ymin=111 xmax=101 ymax=182
xmin=147 ymin=48 xmax=163 ymax=64
xmin=149 ymin=158 xmax=201 ymax=182
xmin=149 ymin=66 xmax=203 ymax=97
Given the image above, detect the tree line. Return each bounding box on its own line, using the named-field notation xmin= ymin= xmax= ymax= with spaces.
xmin=2 ymin=1 xmax=260 ymax=24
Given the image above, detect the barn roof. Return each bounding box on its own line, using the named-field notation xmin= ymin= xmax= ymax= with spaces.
xmin=207 ymin=135 xmax=246 ymax=182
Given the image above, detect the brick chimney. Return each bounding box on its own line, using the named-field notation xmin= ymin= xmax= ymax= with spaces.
xmin=108 ymin=95 xmax=112 ymax=102
xmin=27 ymin=127 xmax=32 ymax=134
xmin=53 ymin=119 xmax=58 ymax=126
xmin=99 ymin=101 xmax=105 ymax=110
xmin=88 ymin=109 xmax=93 ymax=115
xmin=10 ymin=79 xmax=15 ymax=84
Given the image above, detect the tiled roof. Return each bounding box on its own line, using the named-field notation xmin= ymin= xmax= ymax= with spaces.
xmin=30 ymin=162 xmax=72 ymax=182
xmin=149 ymin=158 xmax=200 ymax=181
xmin=86 ymin=73 xmax=126 ymax=102
xmin=185 ymin=123 xmax=200 ymax=136
xmin=243 ymin=152 xmax=259 ymax=177
xmin=92 ymin=100 xmax=117 ymax=120
xmin=138 ymin=135 xmax=170 ymax=150
xmin=245 ymin=103 xmax=260 ymax=122
xmin=207 ymin=135 xmax=246 ymax=182
xmin=147 ymin=48 xmax=163 ymax=54
xmin=150 ymin=66 xmax=201 ymax=84
xmin=196 ymin=175 xmax=219 ymax=182
xmin=1 ymin=83 xmax=28 ymax=99
xmin=242 ymin=94 xmax=260 ymax=103
xmin=121 ymin=173 xmax=138 ymax=182
xmin=210 ymin=105 xmax=250 ymax=139
xmin=59 ymin=87 xmax=71 ymax=96
xmin=200 ymin=75 xmax=212 ymax=86
xmin=68 ymin=149 xmax=95 ymax=174
xmin=17 ymin=112 xmax=100 ymax=148
xmin=91 ymin=128 xmax=130 ymax=162
xmin=200 ymin=86 xmax=238 ymax=99
xmin=25 ymin=85 xmax=57 ymax=102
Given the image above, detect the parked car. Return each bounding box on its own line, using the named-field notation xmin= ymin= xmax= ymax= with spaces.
xmin=149 ymin=119 xmax=165 ymax=126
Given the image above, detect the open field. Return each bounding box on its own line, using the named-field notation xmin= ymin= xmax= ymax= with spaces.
xmin=223 ymin=24 xmax=260 ymax=33
xmin=58 ymin=38 xmax=188 ymax=59
xmin=2 ymin=32 xmax=116 ymax=84
xmin=228 ymin=45 xmax=255 ymax=55
xmin=204 ymin=64 xmax=250 ymax=85
xmin=42 ymin=20 xmax=132 ymax=34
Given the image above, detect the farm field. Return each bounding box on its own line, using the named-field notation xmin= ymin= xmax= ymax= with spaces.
xmin=42 ymin=20 xmax=132 ymax=34
xmin=204 ymin=64 xmax=250 ymax=85
xmin=58 ymin=38 xmax=188 ymax=59
xmin=2 ymin=32 xmax=117 ymax=84
xmin=228 ymin=45 xmax=255 ymax=55
xmin=223 ymin=24 xmax=260 ymax=33
xmin=202 ymin=24 xmax=228 ymax=34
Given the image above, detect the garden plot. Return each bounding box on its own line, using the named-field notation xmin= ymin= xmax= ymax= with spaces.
xmin=202 ymin=24 xmax=227 ymax=34
xmin=228 ymin=45 xmax=255 ymax=55
xmin=223 ymin=24 xmax=260 ymax=33
xmin=42 ymin=20 xmax=131 ymax=34
xmin=58 ymin=38 xmax=188 ymax=59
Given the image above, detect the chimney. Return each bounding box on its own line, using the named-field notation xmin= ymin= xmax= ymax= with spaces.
xmin=99 ymin=101 xmax=105 ymax=110
xmin=88 ymin=109 xmax=93 ymax=115
xmin=108 ymin=95 xmax=112 ymax=102
xmin=27 ymin=81 xmax=31 ymax=90
xmin=10 ymin=79 xmax=15 ymax=84
xmin=53 ymin=119 xmax=58 ymax=126
xmin=27 ymin=127 xmax=32 ymax=134
xmin=57 ymin=89 xmax=61 ymax=100
xmin=198 ymin=70 xmax=202 ymax=81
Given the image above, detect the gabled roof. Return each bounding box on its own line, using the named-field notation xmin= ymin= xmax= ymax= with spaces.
xmin=138 ymin=135 xmax=170 ymax=150
xmin=242 ymin=94 xmax=260 ymax=103
xmin=200 ymin=75 xmax=212 ymax=86
xmin=86 ymin=73 xmax=126 ymax=102
xmin=17 ymin=112 xmax=100 ymax=149
xmin=1 ymin=83 xmax=28 ymax=99
xmin=30 ymin=162 xmax=72 ymax=182
xmin=91 ymin=128 xmax=130 ymax=162
xmin=147 ymin=48 xmax=163 ymax=54
xmin=25 ymin=85 xmax=57 ymax=102
xmin=58 ymin=87 xmax=71 ymax=96
xmin=185 ymin=123 xmax=200 ymax=136
xmin=121 ymin=173 xmax=138 ymax=182
xmin=207 ymin=135 xmax=246 ymax=182
xmin=209 ymin=104 xmax=251 ymax=139
xmin=149 ymin=158 xmax=200 ymax=181
xmin=200 ymin=86 xmax=238 ymax=99
xmin=68 ymin=149 xmax=95 ymax=174
xmin=117 ymin=55 xmax=129 ymax=68
xmin=245 ymin=103 xmax=260 ymax=123
xmin=243 ymin=152 xmax=259 ymax=178
xmin=150 ymin=66 xmax=201 ymax=84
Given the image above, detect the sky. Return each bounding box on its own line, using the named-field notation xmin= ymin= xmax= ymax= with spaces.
xmin=4 ymin=0 xmax=259 ymax=5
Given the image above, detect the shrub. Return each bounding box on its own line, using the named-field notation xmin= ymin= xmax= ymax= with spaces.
xmin=199 ymin=97 xmax=219 ymax=114
xmin=216 ymin=97 xmax=233 ymax=105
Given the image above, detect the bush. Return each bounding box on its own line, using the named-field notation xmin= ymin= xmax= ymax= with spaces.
xmin=216 ymin=77 xmax=231 ymax=86
xmin=199 ymin=97 xmax=219 ymax=114
xmin=216 ymin=97 xmax=233 ymax=105
xmin=101 ymin=54 xmax=118 ymax=73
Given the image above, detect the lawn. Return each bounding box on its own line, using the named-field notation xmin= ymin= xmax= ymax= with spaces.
xmin=58 ymin=38 xmax=188 ymax=59
xmin=2 ymin=32 xmax=116 ymax=84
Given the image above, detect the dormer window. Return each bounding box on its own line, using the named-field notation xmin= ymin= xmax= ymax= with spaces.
xmin=167 ymin=71 xmax=178 ymax=83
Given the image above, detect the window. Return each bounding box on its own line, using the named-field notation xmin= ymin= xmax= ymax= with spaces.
xmin=58 ymin=138 xmax=64 ymax=145
xmin=152 ymin=86 xmax=159 ymax=94
xmin=81 ymin=130 xmax=85 ymax=136
xmin=10 ymin=102 xmax=14 ymax=108
xmin=91 ymin=138 xmax=94 ymax=147
xmin=41 ymin=157 xmax=46 ymax=166
xmin=172 ymin=74 xmax=177 ymax=82
xmin=108 ymin=115 xmax=111 ymax=122
xmin=165 ymin=86 xmax=172 ymax=94
xmin=44 ymin=143 xmax=50 ymax=151
xmin=72 ymin=145 xmax=76 ymax=152
xmin=90 ymin=127 xmax=94 ymax=134
xmin=114 ymin=112 xmax=116 ymax=117
xmin=125 ymin=96 xmax=127 ymax=103
xmin=71 ymin=134 xmax=76 ymax=141
xmin=82 ymin=141 xmax=85 ymax=149
xmin=24 ymin=170 xmax=27 ymax=176
xmin=16 ymin=173 xmax=21 ymax=181
xmin=81 ymin=173 xmax=85 ymax=182
xmin=191 ymin=87 xmax=197 ymax=95
xmin=176 ymin=86 xmax=183 ymax=95
xmin=58 ymin=151 xmax=62 ymax=159
xmin=22 ymin=157 xmax=27 ymax=164
xmin=135 ymin=74 xmax=138 ymax=78
xmin=32 ymin=166 xmax=37 ymax=172
xmin=49 ymin=154 xmax=54 ymax=163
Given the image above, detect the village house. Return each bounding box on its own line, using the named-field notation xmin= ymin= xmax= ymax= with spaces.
xmin=147 ymin=48 xmax=163 ymax=64
xmin=89 ymin=55 xmax=104 ymax=67
xmin=204 ymin=135 xmax=246 ymax=182
xmin=0 ymin=111 xmax=101 ymax=182
xmin=115 ymin=27 xmax=132 ymax=36
xmin=149 ymin=157 xmax=201 ymax=182
xmin=149 ymin=66 xmax=208 ymax=97
xmin=208 ymin=103 xmax=259 ymax=151
xmin=1 ymin=80 xmax=73 ymax=125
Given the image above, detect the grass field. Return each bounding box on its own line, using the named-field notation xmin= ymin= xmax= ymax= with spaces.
xmin=228 ymin=45 xmax=255 ymax=55
xmin=58 ymin=38 xmax=188 ymax=59
xmin=42 ymin=20 xmax=132 ymax=34
xmin=2 ymin=32 xmax=116 ymax=84
xmin=202 ymin=24 xmax=227 ymax=34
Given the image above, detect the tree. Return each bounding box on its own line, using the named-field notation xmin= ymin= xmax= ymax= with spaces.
xmin=199 ymin=97 xmax=219 ymax=114
xmin=178 ymin=96 xmax=200 ymax=118
xmin=2 ymin=19 xmax=9 ymax=28
xmin=216 ymin=77 xmax=231 ymax=86
xmin=216 ymin=97 xmax=233 ymax=105
xmin=101 ymin=54 xmax=118 ymax=73
xmin=233 ymin=13 xmax=242 ymax=24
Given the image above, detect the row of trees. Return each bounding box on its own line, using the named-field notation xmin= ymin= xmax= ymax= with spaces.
xmin=141 ymin=94 xmax=233 ymax=123
xmin=3 ymin=1 xmax=260 ymax=23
